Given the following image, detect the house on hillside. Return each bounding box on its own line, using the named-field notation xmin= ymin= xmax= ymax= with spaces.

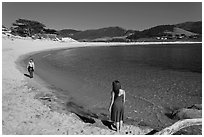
xmin=189 ymin=35 xmax=199 ymax=39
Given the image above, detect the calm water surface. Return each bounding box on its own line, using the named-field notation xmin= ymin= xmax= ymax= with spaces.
xmin=31 ymin=44 xmax=202 ymax=130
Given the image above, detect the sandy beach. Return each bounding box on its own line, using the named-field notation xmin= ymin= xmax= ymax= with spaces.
xmin=2 ymin=36 xmax=157 ymax=135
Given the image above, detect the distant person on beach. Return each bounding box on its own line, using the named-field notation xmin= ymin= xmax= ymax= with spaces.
xmin=27 ymin=59 xmax=35 ymax=78
xmin=108 ymin=80 xmax=126 ymax=132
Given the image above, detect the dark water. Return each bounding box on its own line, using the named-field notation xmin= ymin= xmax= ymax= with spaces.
xmin=30 ymin=44 xmax=202 ymax=130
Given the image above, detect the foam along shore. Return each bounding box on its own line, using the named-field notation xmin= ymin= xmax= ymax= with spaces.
xmin=2 ymin=35 xmax=201 ymax=135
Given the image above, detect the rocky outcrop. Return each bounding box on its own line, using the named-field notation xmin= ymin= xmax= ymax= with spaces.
xmin=150 ymin=104 xmax=202 ymax=135
xmin=172 ymin=104 xmax=202 ymax=120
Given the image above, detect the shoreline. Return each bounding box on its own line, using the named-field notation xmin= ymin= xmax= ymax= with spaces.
xmin=22 ymin=42 xmax=201 ymax=130
xmin=2 ymin=37 xmax=201 ymax=134
xmin=3 ymin=37 xmax=154 ymax=135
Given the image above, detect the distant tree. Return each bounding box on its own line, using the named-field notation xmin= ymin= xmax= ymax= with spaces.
xmin=2 ymin=25 xmax=6 ymax=29
xmin=2 ymin=25 xmax=8 ymax=31
xmin=43 ymin=28 xmax=57 ymax=34
xmin=181 ymin=34 xmax=186 ymax=37
xmin=175 ymin=34 xmax=180 ymax=38
xmin=167 ymin=34 xmax=173 ymax=37
xmin=11 ymin=18 xmax=46 ymax=37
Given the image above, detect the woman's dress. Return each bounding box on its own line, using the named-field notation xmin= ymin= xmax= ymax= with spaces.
xmin=111 ymin=91 xmax=124 ymax=122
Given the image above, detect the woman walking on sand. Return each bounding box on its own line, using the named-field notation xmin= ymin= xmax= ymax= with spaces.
xmin=27 ymin=58 xmax=35 ymax=78
xmin=108 ymin=80 xmax=126 ymax=132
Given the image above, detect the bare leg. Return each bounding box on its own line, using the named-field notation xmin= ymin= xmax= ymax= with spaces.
xmin=116 ymin=122 xmax=120 ymax=132
xmin=120 ymin=121 xmax=123 ymax=131
xmin=30 ymin=70 xmax=33 ymax=78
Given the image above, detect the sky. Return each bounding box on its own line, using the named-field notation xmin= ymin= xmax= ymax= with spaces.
xmin=2 ymin=2 xmax=202 ymax=31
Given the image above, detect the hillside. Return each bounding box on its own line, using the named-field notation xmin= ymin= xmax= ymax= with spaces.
xmin=3 ymin=19 xmax=202 ymax=42
xmin=175 ymin=21 xmax=202 ymax=34
xmin=70 ymin=26 xmax=128 ymax=40
xmin=58 ymin=21 xmax=201 ymax=42
xmin=127 ymin=22 xmax=201 ymax=41
xmin=57 ymin=29 xmax=82 ymax=37
xmin=170 ymin=27 xmax=198 ymax=36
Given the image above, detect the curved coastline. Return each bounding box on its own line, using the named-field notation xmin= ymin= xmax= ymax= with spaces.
xmin=2 ymin=37 xmax=201 ymax=134
xmin=21 ymin=43 xmax=202 ymax=131
xmin=3 ymin=37 xmax=154 ymax=135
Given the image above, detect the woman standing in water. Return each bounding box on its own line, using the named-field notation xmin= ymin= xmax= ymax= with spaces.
xmin=27 ymin=58 xmax=35 ymax=78
xmin=108 ymin=80 xmax=126 ymax=132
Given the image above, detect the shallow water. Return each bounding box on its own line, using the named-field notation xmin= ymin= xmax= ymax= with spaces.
xmin=27 ymin=44 xmax=202 ymax=130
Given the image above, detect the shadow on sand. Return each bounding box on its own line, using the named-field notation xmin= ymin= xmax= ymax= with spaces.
xmin=24 ymin=73 xmax=31 ymax=78
xmin=101 ymin=120 xmax=116 ymax=131
xmin=66 ymin=101 xmax=117 ymax=131
xmin=75 ymin=113 xmax=116 ymax=131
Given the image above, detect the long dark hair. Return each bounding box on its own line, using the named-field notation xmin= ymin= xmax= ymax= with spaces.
xmin=112 ymin=80 xmax=121 ymax=93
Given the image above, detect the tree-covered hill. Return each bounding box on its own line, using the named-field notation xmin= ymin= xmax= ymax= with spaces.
xmin=57 ymin=29 xmax=82 ymax=37
xmin=70 ymin=26 xmax=128 ymax=40
xmin=175 ymin=21 xmax=202 ymax=34
xmin=127 ymin=22 xmax=201 ymax=41
xmin=3 ymin=18 xmax=202 ymax=42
